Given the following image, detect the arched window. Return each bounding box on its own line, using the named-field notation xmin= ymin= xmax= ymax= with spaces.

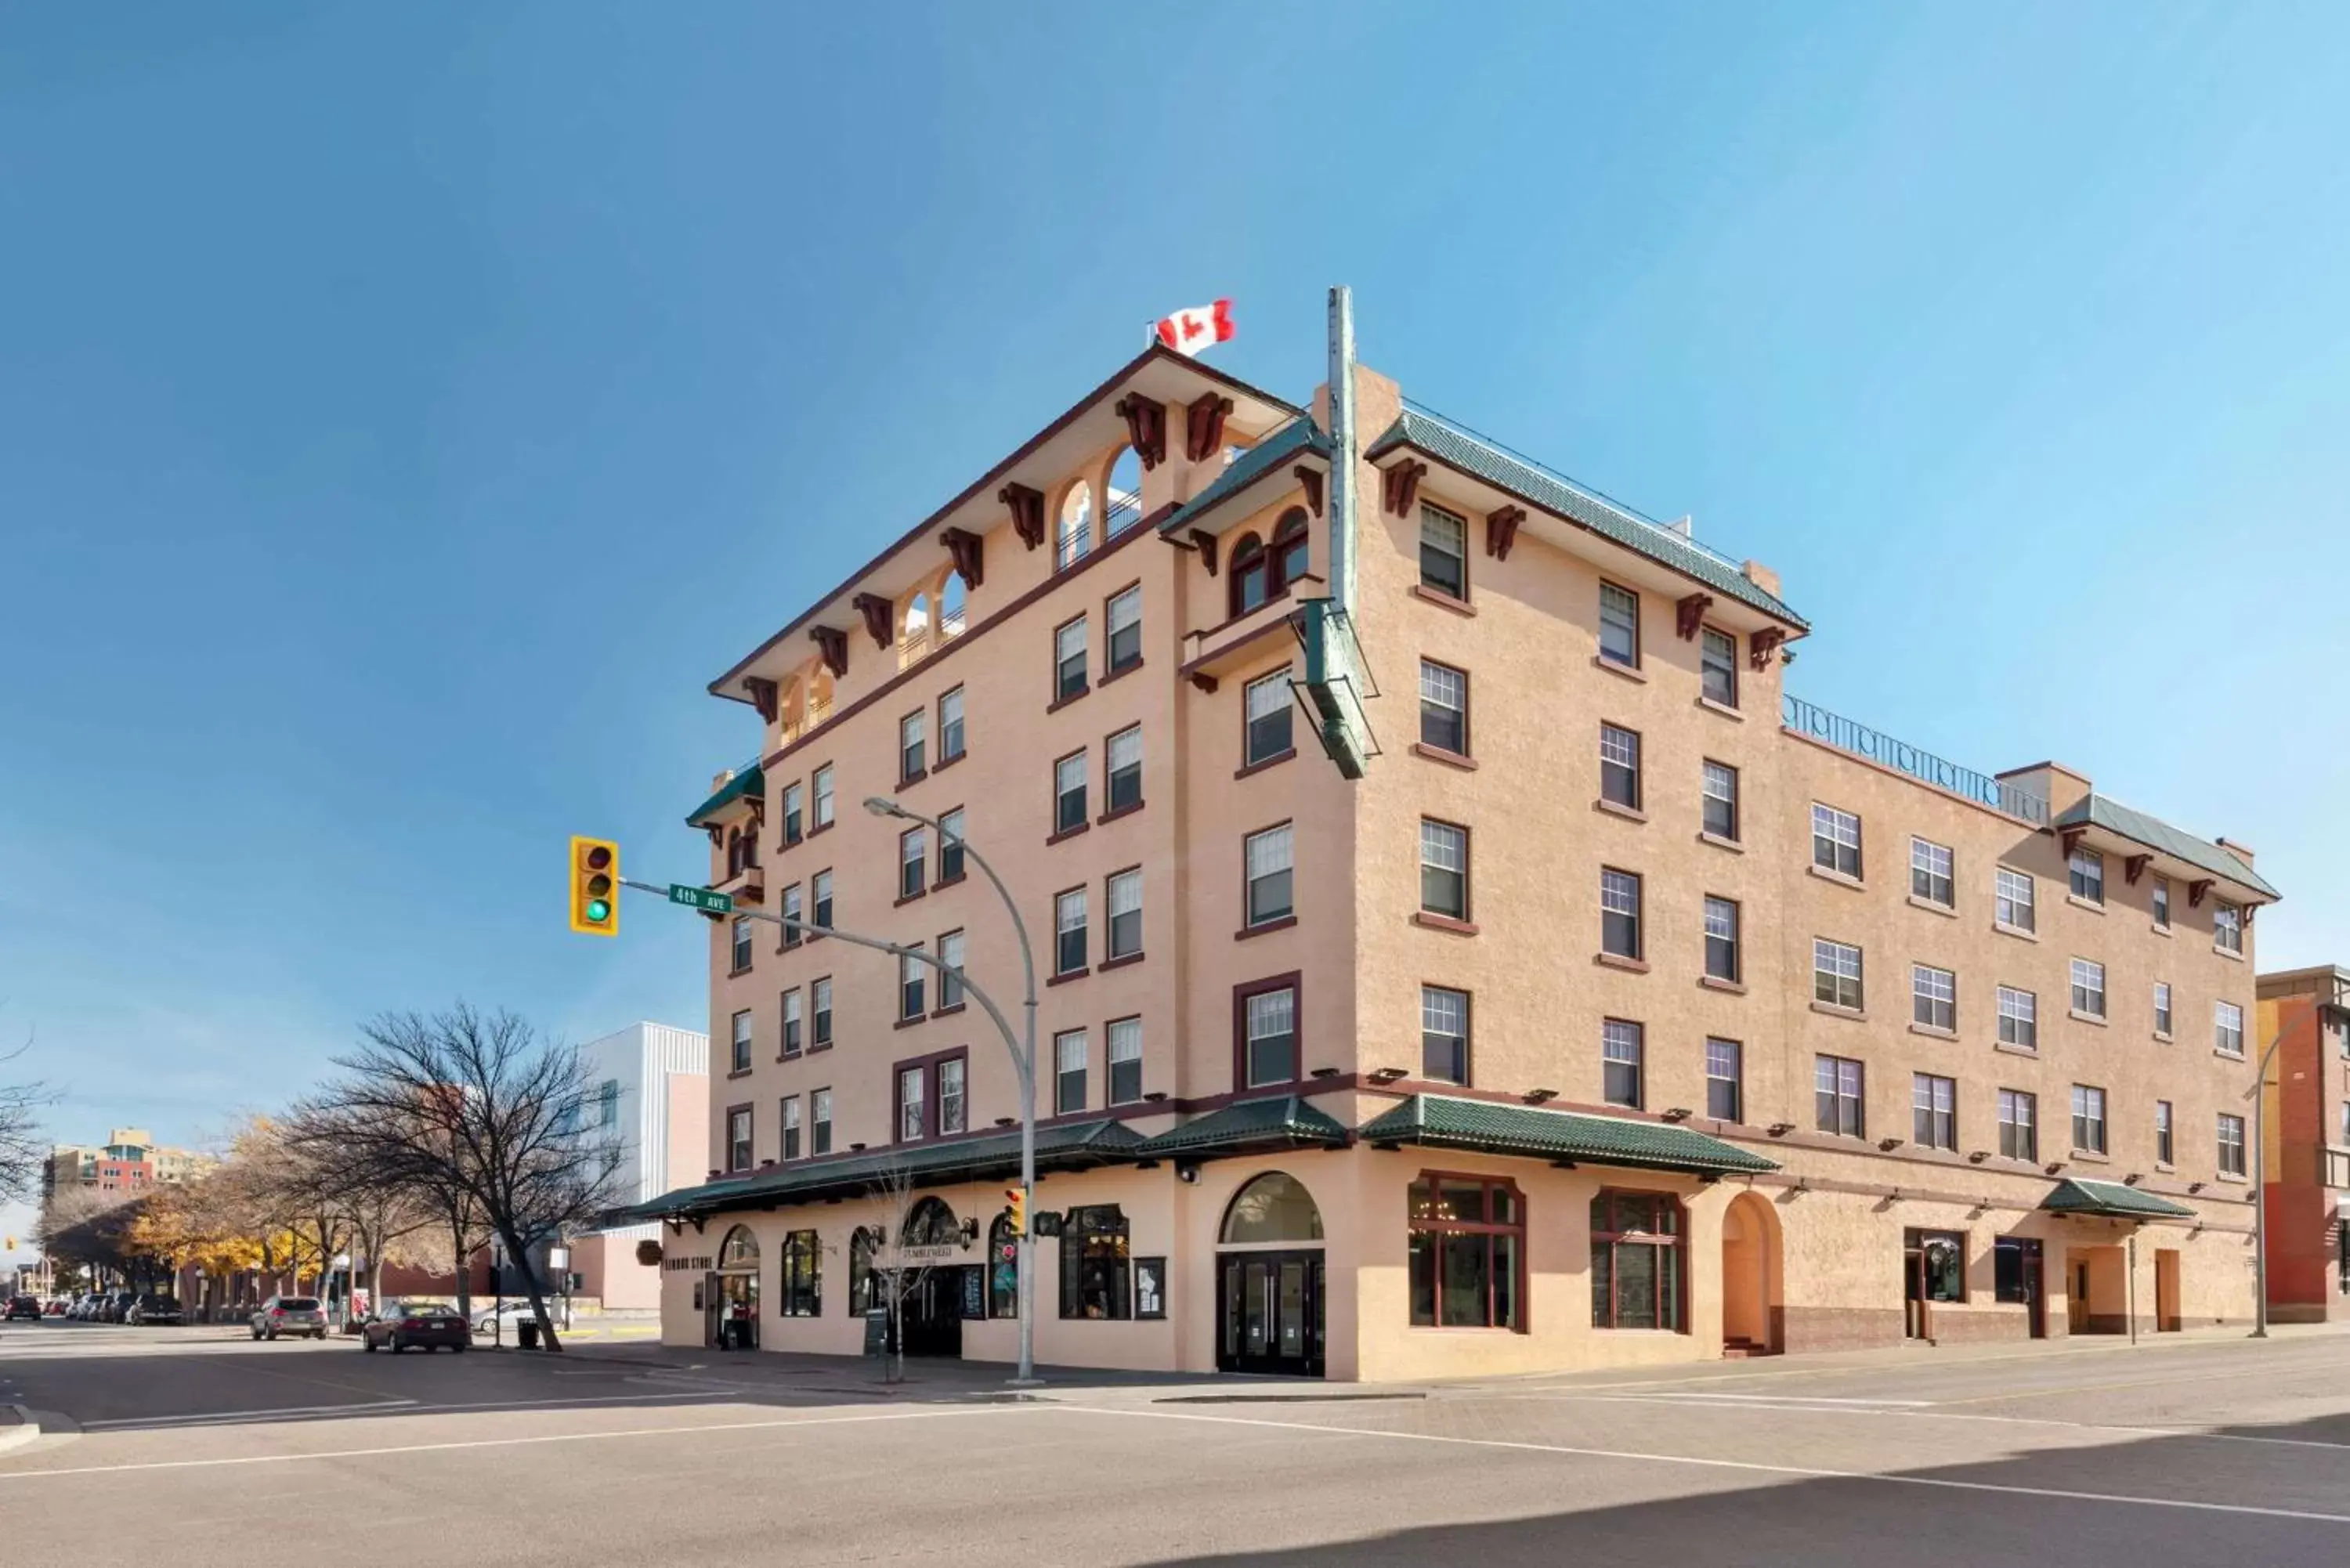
xmin=806 ymin=667 xmax=833 ymax=728
xmin=849 ymin=1224 xmax=877 ymax=1314
xmin=1220 ymin=1172 xmax=1325 ymax=1245
xmin=1271 ymin=509 xmax=1311 ymax=594
xmin=987 ymin=1212 xmax=1019 ymax=1318
xmin=901 ymin=592 xmax=931 ymax=670
xmin=1057 ymin=481 xmax=1094 ymax=571
xmin=940 ymin=570 xmax=968 ymax=639
xmin=1229 ymin=533 xmax=1269 ymax=618
xmin=1106 ymin=448 xmax=1143 ymax=537
xmin=901 ymin=1196 xmax=961 ymax=1248
xmin=780 ymin=677 xmax=804 ymax=742
xmin=718 ymin=1224 xmax=760 ymax=1271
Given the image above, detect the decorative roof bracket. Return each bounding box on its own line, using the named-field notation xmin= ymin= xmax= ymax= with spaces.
xmin=743 ymin=676 xmax=779 ymax=724
xmin=938 ymin=526 xmax=985 ymax=589
xmin=851 ymin=592 xmax=895 ymax=650
xmin=1296 ymin=464 xmax=1325 ymax=518
xmin=1000 ymin=482 xmax=1047 ymax=551
xmin=2124 ymin=854 xmax=2150 ymax=885
xmin=809 ymin=624 xmax=849 ymax=677
xmin=1676 ymin=592 xmax=1715 ymax=640
xmin=1747 ymin=627 xmax=1785 ymax=670
xmin=1184 ymin=392 xmax=1233 ymax=462
xmin=1187 ymin=527 xmax=1220 ymax=576
xmin=1381 ymin=459 xmax=1427 ymax=516
xmin=1115 ymin=394 xmax=1167 ymax=469
xmin=2188 ymin=879 xmax=2213 ymax=908
xmin=1487 ymin=504 xmax=1525 ymax=561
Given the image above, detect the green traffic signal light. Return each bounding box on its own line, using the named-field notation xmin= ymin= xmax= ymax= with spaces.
xmin=586 ymin=898 xmax=613 ymax=923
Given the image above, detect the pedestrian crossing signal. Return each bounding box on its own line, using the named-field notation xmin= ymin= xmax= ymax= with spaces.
xmin=569 ymin=836 xmax=620 ymax=936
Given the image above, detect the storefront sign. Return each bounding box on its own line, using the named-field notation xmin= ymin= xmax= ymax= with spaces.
xmin=877 ymin=1244 xmax=960 ymax=1268
xmin=663 ymin=1255 xmax=714 ymax=1273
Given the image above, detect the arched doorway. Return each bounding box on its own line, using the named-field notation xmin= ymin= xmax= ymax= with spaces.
xmin=1720 ymin=1192 xmax=1781 ymax=1357
xmin=709 ymin=1225 xmax=760 ymax=1351
xmin=1217 ymin=1172 xmax=1325 ymax=1377
xmin=891 ymin=1198 xmax=967 ymax=1358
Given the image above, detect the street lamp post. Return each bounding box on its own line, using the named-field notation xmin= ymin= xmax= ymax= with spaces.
xmin=2250 ymin=1028 xmax=2287 ymax=1339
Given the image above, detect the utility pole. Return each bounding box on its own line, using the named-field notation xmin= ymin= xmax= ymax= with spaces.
xmin=2251 ymin=1028 xmax=2286 ymax=1338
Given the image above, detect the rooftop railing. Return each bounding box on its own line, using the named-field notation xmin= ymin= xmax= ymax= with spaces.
xmin=1781 ymin=695 xmax=2049 ymax=827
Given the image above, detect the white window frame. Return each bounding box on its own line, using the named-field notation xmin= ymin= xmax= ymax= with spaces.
xmin=1814 ymin=938 xmax=1863 ymax=1010
xmin=1245 ymin=822 xmax=1294 ymax=927
xmin=1995 ymin=866 xmax=2036 ymax=932
xmin=1812 ymin=804 xmax=1861 ymax=878
xmin=2070 ymin=957 xmax=2106 ymax=1019
xmin=1910 ymin=837 xmax=1954 ymax=907
xmin=1912 ymin=963 xmax=1956 ymax=1031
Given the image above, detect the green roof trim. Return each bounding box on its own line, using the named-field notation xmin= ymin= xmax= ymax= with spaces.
xmin=2050 ymin=793 xmax=2280 ymax=901
xmin=1357 ymin=1095 xmax=1778 ymax=1176
xmin=1365 ymin=407 xmax=1807 ymax=630
xmin=685 ymin=761 xmax=765 ymax=828
xmin=1157 ymin=417 xmax=1333 ymax=536
xmin=618 ymin=1118 xmax=1145 ymax=1224
xmin=2040 ymin=1177 xmax=2195 ymax=1220
xmin=1131 ymin=1095 xmax=1350 ymax=1159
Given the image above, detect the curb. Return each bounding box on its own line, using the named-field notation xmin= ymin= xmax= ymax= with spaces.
xmin=0 ymin=1404 xmax=42 ymax=1458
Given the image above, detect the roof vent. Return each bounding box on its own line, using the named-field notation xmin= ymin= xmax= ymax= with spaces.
xmin=1663 ymin=515 xmax=1694 ymax=538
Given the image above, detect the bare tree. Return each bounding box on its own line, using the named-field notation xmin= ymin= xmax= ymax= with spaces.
xmin=0 ymin=1013 xmax=55 ymax=1205
xmin=860 ymin=1156 xmax=959 ymax=1385
xmin=311 ymin=1003 xmax=622 ymax=1351
xmin=278 ymin=1105 xmax=445 ymax=1321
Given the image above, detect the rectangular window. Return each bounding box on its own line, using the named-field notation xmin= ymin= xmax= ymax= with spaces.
xmin=898 ymin=826 xmax=927 ymax=899
xmin=1106 ymin=585 xmax=1143 ymax=673
xmin=812 ymin=1088 xmax=832 ymax=1155
xmin=1243 ymin=984 xmax=1297 ymax=1087
xmin=1054 ymin=616 xmax=1088 ymax=702
xmin=726 ymin=1106 xmax=752 ymax=1172
xmin=1812 ymin=804 xmax=1861 ymax=878
xmin=1815 ymin=1054 xmax=1865 ymax=1138
xmin=1599 ymin=724 xmax=1641 ymax=810
xmin=938 ymin=686 xmax=966 ymax=763
xmin=1419 ymin=660 xmax=1467 ymax=756
xmin=1912 ymin=964 xmax=1957 ymax=1031
xmin=1912 ymin=1072 xmax=1957 ymax=1151
xmin=812 ymin=868 xmax=833 ymax=930
xmin=1107 ymin=869 xmax=1143 ymax=959
xmin=2215 ymin=901 xmax=2243 ymax=954
xmin=1705 ymin=1038 xmax=1743 ymax=1122
xmin=1700 ymin=627 xmax=1737 ymax=707
xmin=782 ymin=781 xmax=804 ymax=845
xmin=1058 ymin=1205 xmax=1133 ymax=1321
xmin=938 ymin=1057 xmax=966 ymax=1136
xmin=780 ymin=1230 xmax=820 ymax=1317
xmin=2218 ymin=1112 xmax=2247 ymax=1176
xmin=729 ymin=1010 xmax=752 ymax=1075
xmin=782 ymin=988 xmax=802 ymax=1057
xmin=2146 ymin=981 xmax=2170 ymax=1036
xmin=937 ymin=807 xmax=966 ymax=884
xmin=1420 ymin=819 xmax=1469 ymax=920
xmin=780 ymin=1094 xmax=801 ymax=1161
xmin=812 ymin=764 xmax=835 ymax=829
xmin=782 ymin=883 xmax=804 ymax=948
xmin=1911 ymin=838 xmax=1954 ymax=907
xmin=1600 ymin=869 xmax=1643 ymax=959
xmin=1997 ymin=985 xmax=2037 ymax=1050
xmin=1995 ymin=867 xmax=2036 ymax=933
xmin=898 ymin=945 xmax=925 ymax=1021
xmin=1998 ymin=1089 xmax=2037 ymax=1162
xmin=1601 ymin=1017 xmax=1644 ymax=1108
xmin=2156 ymin=1100 xmax=2174 ymax=1165
xmin=1598 ymin=581 xmax=1640 ymax=667
xmin=2153 ymin=876 xmax=2171 ymax=928
xmin=938 ymin=929 xmax=965 ymax=1010
xmin=2069 ymin=847 xmax=2104 ymax=904
xmin=899 ymin=709 xmax=926 ymax=782
xmin=1703 ymin=896 xmax=1740 ymax=983
xmin=1421 ymin=985 xmax=1470 ymax=1085
xmin=2070 ymin=958 xmax=2106 ymax=1019
xmin=2215 ymin=999 xmax=2245 ymax=1057
xmin=1106 ymin=725 xmax=1143 ymax=813
xmin=731 ymin=917 xmax=753 ymax=974
xmin=1408 ymin=1175 xmax=1521 ymax=1331
xmin=1243 ymin=667 xmax=1292 ymax=765
xmin=1814 ymin=938 xmax=1864 ymax=1010
xmin=1054 ymin=751 xmax=1087 ymax=834
xmin=812 ymin=976 xmax=833 ymax=1048
xmin=2071 ymin=1084 xmax=2107 ymax=1154
xmin=1107 ymin=1017 xmax=1142 ymax=1106
xmin=1419 ymin=504 xmax=1466 ymax=599
xmin=1245 ymin=823 xmax=1294 ymax=927
xmin=1701 ymin=760 xmax=1739 ymax=841
xmin=1054 ymin=888 xmax=1087 ymax=977
xmin=898 ymin=1065 xmax=927 ymax=1141
xmin=1590 ymin=1190 xmax=1683 ymax=1332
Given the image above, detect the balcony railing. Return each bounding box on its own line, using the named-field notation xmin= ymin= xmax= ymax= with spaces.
xmin=1781 ymin=695 xmax=2048 ymax=827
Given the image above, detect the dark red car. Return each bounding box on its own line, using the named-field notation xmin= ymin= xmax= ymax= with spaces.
xmin=360 ymin=1300 xmax=470 ymax=1353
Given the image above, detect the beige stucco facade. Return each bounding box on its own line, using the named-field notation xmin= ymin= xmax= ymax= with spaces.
xmin=649 ymin=342 xmax=2269 ymax=1380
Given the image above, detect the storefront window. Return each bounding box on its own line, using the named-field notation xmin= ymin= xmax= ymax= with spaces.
xmin=1407 ymin=1175 xmax=1523 ymax=1331
xmin=781 ymin=1229 xmax=822 ymax=1317
xmin=848 ymin=1226 xmax=877 ymax=1315
xmin=989 ymin=1212 xmax=1020 ymax=1318
xmin=1058 ymin=1205 xmax=1131 ymax=1320
xmin=1590 ymin=1190 xmax=1684 ymax=1331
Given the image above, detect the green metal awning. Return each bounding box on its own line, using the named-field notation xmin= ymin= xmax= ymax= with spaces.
xmin=1156 ymin=417 xmax=1333 ymax=536
xmin=2039 ymin=1177 xmax=2195 ymax=1220
xmin=1131 ymin=1095 xmax=1350 ymax=1161
xmin=685 ymin=761 xmax=765 ymax=828
xmin=2048 ymin=794 xmax=2280 ymax=902
xmin=1358 ymin=1094 xmax=1778 ymax=1177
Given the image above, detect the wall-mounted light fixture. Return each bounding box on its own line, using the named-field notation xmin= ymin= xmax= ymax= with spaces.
xmin=1311 ymin=1066 xmax=1341 ymax=1079
xmin=1368 ymin=1066 xmax=1408 ymax=1084
xmin=1878 ymin=1137 xmax=1905 ymax=1151
xmin=1524 ymin=1087 xmax=1558 ymax=1103
xmin=1767 ymin=1122 xmax=1795 ymax=1136
xmin=1663 ymin=1107 xmax=1694 ymax=1122
xmin=1968 ymin=1151 xmax=1990 ymax=1164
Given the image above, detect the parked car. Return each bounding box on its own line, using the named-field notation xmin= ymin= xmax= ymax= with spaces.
xmin=250 ymin=1295 xmax=328 ymax=1340
xmin=42 ymin=1298 xmax=65 ymax=1316
xmin=99 ymin=1292 xmax=137 ymax=1322
xmin=4 ymin=1295 xmax=40 ymax=1321
xmin=126 ymin=1294 xmax=184 ymax=1326
xmin=361 ymin=1300 xmax=470 ymax=1354
xmin=471 ymin=1299 xmax=571 ymax=1335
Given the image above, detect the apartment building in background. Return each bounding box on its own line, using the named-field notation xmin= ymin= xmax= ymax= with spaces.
xmin=631 ymin=326 xmax=2275 ymax=1378
xmin=2254 ymin=965 xmax=2350 ymax=1320
xmin=42 ymin=1129 xmax=213 ymax=1200
xmin=567 ymin=1021 xmax=710 ymax=1310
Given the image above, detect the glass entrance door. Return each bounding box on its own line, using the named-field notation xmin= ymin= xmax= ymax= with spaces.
xmin=1217 ymin=1250 xmax=1324 ymax=1376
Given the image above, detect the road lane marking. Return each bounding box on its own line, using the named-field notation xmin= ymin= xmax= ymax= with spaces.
xmin=0 ymin=1404 xmax=1036 ymax=1480
xmin=85 ymin=1400 xmax=420 ymax=1429
xmin=1056 ymin=1405 xmax=2350 ymax=1525
xmin=77 ymin=1389 xmax=739 ymax=1430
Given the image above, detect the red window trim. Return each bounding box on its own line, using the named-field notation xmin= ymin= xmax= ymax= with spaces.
xmin=1231 ymin=970 xmax=1305 ymax=1092
xmin=1590 ymin=1187 xmax=1688 ymax=1332
xmin=1407 ymin=1169 xmax=1525 ymax=1333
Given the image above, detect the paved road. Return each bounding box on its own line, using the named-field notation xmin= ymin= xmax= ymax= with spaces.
xmin=5 ymin=1321 xmax=2349 ymax=1565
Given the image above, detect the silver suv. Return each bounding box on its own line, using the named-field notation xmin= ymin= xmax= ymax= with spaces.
xmin=251 ymin=1295 xmax=327 ymax=1341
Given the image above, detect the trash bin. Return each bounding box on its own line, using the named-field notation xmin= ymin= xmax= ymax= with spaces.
xmin=517 ymin=1319 xmax=539 ymax=1350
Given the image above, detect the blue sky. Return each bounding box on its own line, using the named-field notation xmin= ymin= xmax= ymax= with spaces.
xmin=5 ymin=5 xmax=2348 ymax=1252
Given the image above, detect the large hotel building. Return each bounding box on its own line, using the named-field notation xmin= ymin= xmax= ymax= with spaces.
xmin=636 ymin=328 xmax=2275 ymax=1378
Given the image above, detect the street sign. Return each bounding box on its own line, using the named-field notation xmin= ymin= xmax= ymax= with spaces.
xmin=667 ymin=883 xmax=734 ymax=915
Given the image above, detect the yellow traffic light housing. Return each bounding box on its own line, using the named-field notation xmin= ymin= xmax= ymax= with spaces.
xmin=569 ymin=836 xmax=620 ymax=936
xmin=1003 ymin=1186 xmax=1026 ymax=1237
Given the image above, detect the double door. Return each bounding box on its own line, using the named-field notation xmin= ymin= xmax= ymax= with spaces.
xmin=1217 ymin=1250 xmax=1323 ymax=1377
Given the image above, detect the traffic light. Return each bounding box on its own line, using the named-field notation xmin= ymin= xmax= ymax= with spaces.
xmin=569 ymin=836 xmax=620 ymax=936
xmin=1003 ymin=1186 xmax=1026 ymax=1237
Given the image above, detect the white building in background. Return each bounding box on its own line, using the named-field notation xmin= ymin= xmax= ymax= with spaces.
xmin=571 ymin=1022 xmax=708 ymax=1311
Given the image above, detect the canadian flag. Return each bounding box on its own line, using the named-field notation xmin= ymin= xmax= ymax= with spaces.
xmin=1155 ymin=299 xmax=1235 ymax=356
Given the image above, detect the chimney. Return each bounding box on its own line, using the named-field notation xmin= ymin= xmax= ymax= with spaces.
xmin=2218 ymin=837 xmax=2255 ymax=866
xmin=1996 ymin=761 xmax=2093 ymax=818
xmin=1741 ymin=559 xmax=1781 ymax=598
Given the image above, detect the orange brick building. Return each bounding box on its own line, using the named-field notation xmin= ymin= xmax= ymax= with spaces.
xmin=2254 ymin=965 xmax=2350 ymax=1320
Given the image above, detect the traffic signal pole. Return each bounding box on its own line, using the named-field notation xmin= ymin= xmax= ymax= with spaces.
xmin=616 ymin=870 xmax=1044 ymax=1386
